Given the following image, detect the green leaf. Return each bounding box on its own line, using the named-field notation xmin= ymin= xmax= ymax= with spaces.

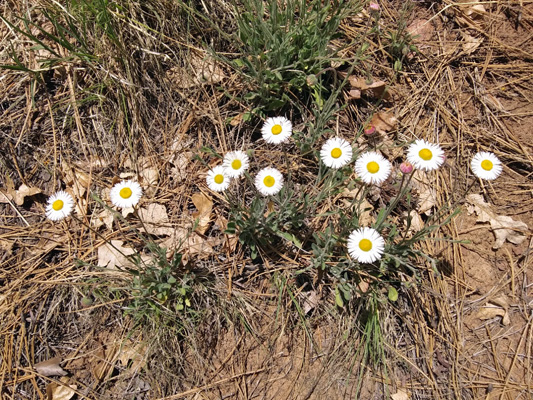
xmin=277 ymin=231 xmax=302 ymax=249
xmin=225 ymin=221 xmax=236 ymax=234
xmin=335 ymin=288 xmax=344 ymax=307
xmin=388 ymin=287 xmax=399 ymax=302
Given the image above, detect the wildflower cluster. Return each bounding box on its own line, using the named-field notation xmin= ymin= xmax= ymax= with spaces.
xmin=45 ymin=180 xmax=142 ymax=221
xmin=199 ymin=116 xmax=504 ymax=266
xmin=44 ymin=114 xmax=503 ymax=269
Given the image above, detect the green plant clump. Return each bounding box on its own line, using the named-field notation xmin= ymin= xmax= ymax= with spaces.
xmin=233 ymin=0 xmax=356 ymax=111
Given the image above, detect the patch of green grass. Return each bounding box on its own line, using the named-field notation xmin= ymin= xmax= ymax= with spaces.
xmin=231 ymin=0 xmax=358 ymax=113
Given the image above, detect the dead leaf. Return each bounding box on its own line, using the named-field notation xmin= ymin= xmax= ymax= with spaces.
xmin=170 ymin=152 xmax=193 ymax=183
xmin=74 ymin=155 xmax=109 ymax=171
xmin=476 ymin=304 xmax=511 ymax=325
xmin=346 ymin=89 xmax=361 ymax=100
xmin=407 ymin=19 xmax=434 ymax=43
xmin=118 ymin=336 xmax=147 ymax=372
xmin=166 ymin=53 xmax=224 ymax=89
xmin=191 ymin=193 xmax=213 ymax=235
xmin=370 ymin=111 xmax=397 ymax=134
xmin=391 ymin=388 xmax=411 ymax=400
xmin=0 ymin=190 xmax=11 ymax=203
xmin=91 ymin=208 xmax=114 ymax=230
xmin=461 ymin=31 xmax=483 ymax=55
xmin=455 ymin=0 xmax=486 ymax=29
xmin=138 ymin=157 xmax=159 ymax=196
xmin=356 ymin=279 xmax=370 ymax=297
xmin=34 ymin=356 xmax=68 ymax=377
xmin=160 ymin=228 xmax=218 ymax=263
xmin=412 ymin=171 xmax=437 ymax=214
xmin=61 ymin=160 xmax=90 ymax=199
xmin=122 ymin=206 xmax=135 ymax=218
xmin=97 ymin=240 xmax=136 ymax=270
xmin=466 ymin=194 xmax=528 ymax=249
xmin=349 ymin=76 xmax=390 ymax=100
xmin=404 ymin=210 xmax=424 ymax=233
xmin=302 ymin=290 xmax=321 ymax=314
xmin=46 ymin=377 xmax=77 ymax=400
xmin=341 ymin=188 xmax=375 ymax=226
xmin=138 ymin=203 xmax=173 ymax=236
xmin=13 ymin=184 xmax=42 ymax=206
xmin=229 ymin=113 xmax=244 ymax=127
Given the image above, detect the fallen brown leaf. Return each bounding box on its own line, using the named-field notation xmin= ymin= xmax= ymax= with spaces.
xmin=407 ymin=18 xmax=434 ymax=43
xmin=138 ymin=203 xmax=173 ymax=236
xmin=476 ymin=304 xmax=511 ymax=325
xmin=34 ymin=356 xmax=68 ymax=377
xmin=412 ymin=171 xmax=437 ymax=215
xmin=466 ymin=194 xmax=528 ymax=249
xmin=391 ymin=388 xmax=410 ymax=400
xmin=369 ymin=111 xmax=397 ymax=134
xmin=46 ymin=377 xmax=77 ymax=400
xmin=461 ymin=31 xmax=483 ymax=55
xmin=166 ymin=53 xmax=224 ymax=89
xmin=349 ymin=76 xmax=390 ymax=100
xmin=97 ymin=240 xmax=136 ymax=270
xmin=11 ymin=184 xmax=42 ymax=206
xmin=191 ymin=193 xmax=213 ymax=235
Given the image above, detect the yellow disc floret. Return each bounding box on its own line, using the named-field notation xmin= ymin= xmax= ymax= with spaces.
xmin=263 ymin=176 xmax=275 ymax=187
xmin=214 ymin=174 xmax=224 ymax=184
xmin=52 ymin=199 xmax=64 ymax=211
xmin=481 ymin=159 xmax=493 ymax=171
xmin=231 ymin=159 xmax=242 ymax=170
xmin=359 ymin=239 xmax=372 ymax=252
xmin=331 ymin=148 xmax=342 ymax=159
xmin=271 ymin=124 xmax=282 ymax=135
xmin=120 ymin=187 xmax=132 ymax=199
xmin=419 ymin=148 xmax=433 ymax=161
xmin=367 ymin=161 xmax=380 ymax=174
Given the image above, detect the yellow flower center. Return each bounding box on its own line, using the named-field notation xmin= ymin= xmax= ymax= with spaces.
xmin=52 ymin=199 xmax=64 ymax=211
xmin=481 ymin=159 xmax=493 ymax=171
xmin=263 ymin=176 xmax=275 ymax=187
xmin=271 ymin=124 xmax=282 ymax=135
xmin=120 ymin=187 xmax=132 ymax=199
xmin=359 ymin=239 xmax=372 ymax=252
xmin=331 ymin=148 xmax=342 ymax=159
xmin=367 ymin=161 xmax=380 ymax=174
xmin=419 ymin=148 xmax=433 ymax=161
xmin=214 ymin=174 xmax=224 ymax=184
xmin=231 ymin=159 xmax=242 ymax=170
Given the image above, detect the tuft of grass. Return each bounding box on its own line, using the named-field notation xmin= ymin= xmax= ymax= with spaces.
xmin=231 ymin=0 xmax=358 ymax=113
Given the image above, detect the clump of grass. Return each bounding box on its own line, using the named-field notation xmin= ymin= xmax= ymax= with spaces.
xmin=231 ymin=0 xmax=357 ymax=113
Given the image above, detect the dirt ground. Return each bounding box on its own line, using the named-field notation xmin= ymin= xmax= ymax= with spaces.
xmin=1 ymin=0 xmax=532 ymax=399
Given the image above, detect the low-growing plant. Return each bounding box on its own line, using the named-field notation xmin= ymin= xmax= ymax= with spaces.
xmin=383 ymin=2 xmax=418 ymax=72
xmin=231 ymin=0 xmax=357 ymax=112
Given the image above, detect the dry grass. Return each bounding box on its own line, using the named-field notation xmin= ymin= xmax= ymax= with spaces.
xmin=1 ymin=0 xmax=533 ymax=399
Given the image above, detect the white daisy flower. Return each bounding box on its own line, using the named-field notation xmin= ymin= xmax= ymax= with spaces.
xmin=255 ymin=167 xmax=284 ymax=196
xmin=261 ymin=116 xmax=292 ymax=144
xmin=471 ymin=151 xmax=502 ymax=180
xmin=46 ymin=191 xmax=74 ymax=221
xmin=406 ymin=139 xmax=445 ymax=171
xmin=355 ymin=151 xmax=391 ymax=185
xmin=110 ymin=180 xmax=142 ymax=208
xmin=347 ymin=227 xmax=385 ymax=264
xmin=223 ymin=150 xmax=250 ymax=178
xmin=206 ymin=165 xmax=230 ymax=192
xmin=320 ymin=137 xmax=353 ymax=169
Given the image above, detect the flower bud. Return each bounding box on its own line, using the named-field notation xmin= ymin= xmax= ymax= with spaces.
xmin=400 ymin=161 xmax=414 ymax=174
xmin=369 ymin=2 xmax=380 ymax=12
xmin=364 ymin=125 xmax=376 ymax=136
